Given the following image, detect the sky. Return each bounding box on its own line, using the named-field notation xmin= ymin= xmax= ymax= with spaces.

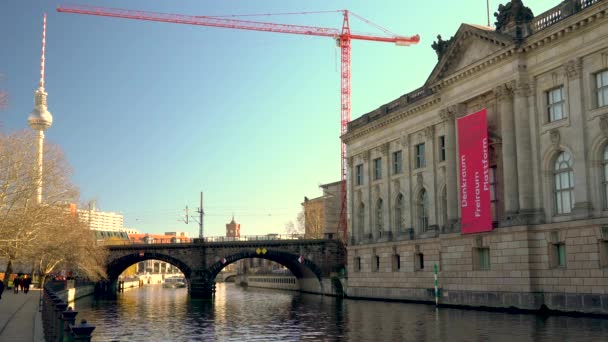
xmin=0 ymin=0 xmax=558 ymax=237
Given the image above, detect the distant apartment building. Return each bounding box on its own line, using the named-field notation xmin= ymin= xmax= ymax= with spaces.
xmin=70 ymin=202 xmax=124 ymax=231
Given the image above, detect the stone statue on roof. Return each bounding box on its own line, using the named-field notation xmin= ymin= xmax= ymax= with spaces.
xmin=494 ymin=0 xmax=534 ymax=32
xmin=431 ymin=34 xmax=454 ymax=60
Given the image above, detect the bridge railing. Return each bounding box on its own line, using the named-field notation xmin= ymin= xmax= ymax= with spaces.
xmin=202 ymin=234 xmax=306 ymax=242
xmin=103 ymin=234 xmax=309 ymax=246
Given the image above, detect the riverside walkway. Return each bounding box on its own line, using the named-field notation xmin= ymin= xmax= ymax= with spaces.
xmin=0 ymin=288 xmax=44 ymax=341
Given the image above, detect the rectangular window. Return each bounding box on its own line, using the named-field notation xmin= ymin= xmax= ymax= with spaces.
xmin=600 ymin=240 xmax=608 ymax=268
xmin=547 ymin=86 xmax=565 ymax=122
xmin=439 ymin=136 xmax=446 ymax=162
xmin=374 ymin=255 xmax=380 ymax=272
xmin=415 ymin=253 xmax=424 ymax=271
xmin=415 ymin=143 xmax=426 ymax=168
xmin=392 ymin=254 xmax=401 ymax=272
xmin=474 ymin=248 xmax=491 ymax=270
xmin=551 ymin=243 xmax=567 ymax=268
xmin=597 ymin=70 xmax=608 ymax=108
xmin=373 ymin=158 xmax=382 ymax=180
xmin=356 ymin=164 xmax=364 ymax=186
xmin=355 ymin=257 xmax=361 ymax=272
xmin=392 ymin=150 xmax=403 ymax=174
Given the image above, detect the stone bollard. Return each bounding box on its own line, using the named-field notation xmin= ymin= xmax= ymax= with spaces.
xmin=53 ymin=301 xmax=68 ymax=342
xmin=44 ymin=291 xmax=58 ymax=338
xmin=70 ymin=319 xmax=95 ymax=342
xmin=60 ymin=306 xmax=78 ymax=342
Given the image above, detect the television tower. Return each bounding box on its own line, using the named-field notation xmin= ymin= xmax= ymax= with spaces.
xmin=28 ymin=13 xmax=53 ymax=205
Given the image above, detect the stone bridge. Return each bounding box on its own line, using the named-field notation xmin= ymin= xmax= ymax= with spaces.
xmin=104 ymin=238 xmax=346 ymax=298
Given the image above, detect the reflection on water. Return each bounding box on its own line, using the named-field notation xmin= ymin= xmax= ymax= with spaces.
xmin=75 ymin=283 xmax=608 ymax=341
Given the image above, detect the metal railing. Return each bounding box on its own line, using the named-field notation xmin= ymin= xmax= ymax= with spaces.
xmin=532 ymin=0 xmax=601 ymax=32
xmin=42 ymin=284 xmax=96 ymax=341
xmin=103 ymin=233 xmax=310 ymax=246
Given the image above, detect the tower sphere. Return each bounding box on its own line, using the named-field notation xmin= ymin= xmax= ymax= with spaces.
xmin=28 ymin=88 xmax=53 ymax=131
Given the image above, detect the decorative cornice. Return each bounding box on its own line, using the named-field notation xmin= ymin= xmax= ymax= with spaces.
xmin=381 ymin=142 xmax=389 ymax=156
xmin=439 ymin=108 xmax=451 ymax=121
xmin=424 ymin=126 xmax=435 ymax=139
xmin=514 ymin=81 xmax=532 ymax=97
xmin=344 ymin=2 xmax=607 ymax=145
xmin=448 ymin=103 xmax=467 ymax=118
xmin=494 ymin=82 xmax=514 ymax=101
xmin=400 ymin=135 xmax=409 ymax=148
xmin=343 ymin=96 xmax=441 ymax=144
xmin=564 ymin=58 xmax=583 ymax=79
xmin=434 ymin=4 xmax=607 ymax=92
xmin=522 ymin=5 xmax=607 ymax=54
xmin=361 ymin=151 xmax=370 ymax=162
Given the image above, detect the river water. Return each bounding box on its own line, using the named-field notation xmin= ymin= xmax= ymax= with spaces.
xmin=74 ymin=283 xmax=608 ymax=341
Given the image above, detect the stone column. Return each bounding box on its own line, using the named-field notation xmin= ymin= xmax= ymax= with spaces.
xmin=363 ymin=151 xmax=372 ymax=241
xmin=440 ymin=105 xmax=462 ymax=227
xmin=347 ymin=156 xmax=355 ymax=242
xmin=381 ymin=142 xmax=392 ymax=239
xmin=514 ymin=80 xmax=534 ymax=211
xmin=424 ymin=125 xmax=437 ymax=229
xmin=495 ymin=82 xmax=519 ymax=215
xmin=400 ymin=135 xmax=413 ymax=232
xmin=565 ymin=59 xmax=592 ymax=217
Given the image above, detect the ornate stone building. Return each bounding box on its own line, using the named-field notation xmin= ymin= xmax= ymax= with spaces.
xmin=343 ymin=0 xmax=608 ymax=314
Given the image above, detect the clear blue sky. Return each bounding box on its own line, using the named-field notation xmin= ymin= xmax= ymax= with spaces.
xmin=0 ymin=0 xmax=557 ymax=236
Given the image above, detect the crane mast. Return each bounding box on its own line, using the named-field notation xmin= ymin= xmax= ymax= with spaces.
xmin=57 ymin=4 xmax=420 ymax=243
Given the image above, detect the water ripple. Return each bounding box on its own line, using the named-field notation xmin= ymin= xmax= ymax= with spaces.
xmin=73 ymin=283 xmax=608 ymax=342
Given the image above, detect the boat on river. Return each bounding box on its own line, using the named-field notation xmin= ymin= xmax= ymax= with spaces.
xmin=162 ymin=276 xmax=186 ymax=288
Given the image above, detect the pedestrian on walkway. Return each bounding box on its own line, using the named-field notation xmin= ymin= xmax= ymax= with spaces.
xmin=22 ymin=275 xmax=31 ymax=294
xmin=0 ymin=280 xmax=4 ymax=300
xmin=12 ymin=277 xmax=20 ymax=294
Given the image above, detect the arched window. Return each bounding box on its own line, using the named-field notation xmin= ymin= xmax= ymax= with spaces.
xmin=376 ymin=198 xmax=383 ymax=234
xmin=604 ymin=145 xmax=608 ymax=208
xmin=395 ymin=194 xmax=403 ymax=232
xmin=357 ymin=203 xmax=365 ymax=238
xmin=419 ymin=189 xmax=429 ymax=231
xmin=554 ymin=151 xmax=574 ymax=214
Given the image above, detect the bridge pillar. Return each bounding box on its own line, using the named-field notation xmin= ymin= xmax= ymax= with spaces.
xmin=189 ymin=272 xmax=215 ymax=299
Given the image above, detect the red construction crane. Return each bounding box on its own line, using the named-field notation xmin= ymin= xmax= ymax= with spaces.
xmin=56 ymin=4 xmax=420 ymax=243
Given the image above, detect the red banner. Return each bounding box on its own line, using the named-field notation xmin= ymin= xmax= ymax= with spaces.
xmin=457 ymin=108 xmax=491 ymax=234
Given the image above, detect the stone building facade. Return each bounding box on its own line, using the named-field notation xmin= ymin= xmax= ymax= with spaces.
xmin=343 ymin=0 xmax=608 ymax=314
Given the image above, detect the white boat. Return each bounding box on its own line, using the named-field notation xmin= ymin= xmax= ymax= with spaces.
xmin=162 ymin=276 xmax=186 ymax=288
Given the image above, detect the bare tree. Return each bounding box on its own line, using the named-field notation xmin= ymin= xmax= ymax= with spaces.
xmin=300 ymin=203 xmax=324 ymax=239
xmin=0 ymin=130 xmax=107 ymax=284
xmin=20 ymin=207 xmax=107 ymax=284
xmin=283 ymin=220 xmax=302 ymax=235
xmin=0 ymin=73 xmax=7 ymax=110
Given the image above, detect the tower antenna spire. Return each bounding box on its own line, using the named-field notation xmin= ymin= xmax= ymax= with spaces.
xmin=40 ymin=13 xmax=47 ymax=90
xmin=28 ymin=13 xmax=53 ymax=205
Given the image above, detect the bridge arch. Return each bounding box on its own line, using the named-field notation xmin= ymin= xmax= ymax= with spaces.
xmin=106 ymin=250 xmax=193 ymax=282
xmin=207 ymin=250 xmax=324 ymax=294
